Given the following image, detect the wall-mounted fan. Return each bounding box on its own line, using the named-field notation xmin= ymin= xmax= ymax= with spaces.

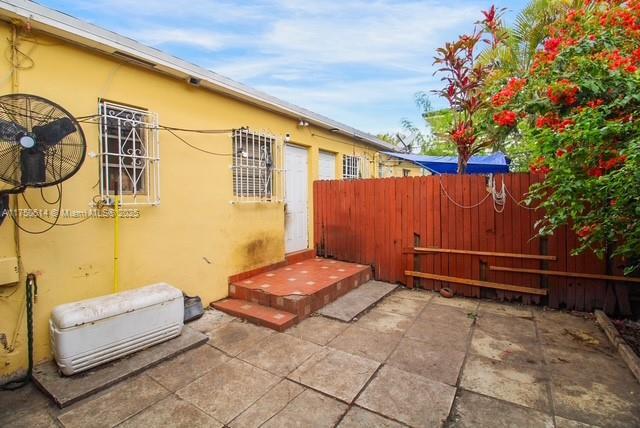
xmin=0 ymin=94 xmax=86 ymax=224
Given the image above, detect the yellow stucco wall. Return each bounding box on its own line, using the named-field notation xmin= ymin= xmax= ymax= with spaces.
xmin=0 ymin=22 xmax=382 ymax=380
xmin=380 ymin=156 xmax=429 ymax=177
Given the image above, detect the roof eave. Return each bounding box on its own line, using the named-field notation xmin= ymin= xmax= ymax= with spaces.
xmin=0 ymin=0 xmax=395 ymax=151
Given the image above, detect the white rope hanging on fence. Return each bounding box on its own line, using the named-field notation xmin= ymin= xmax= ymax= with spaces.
xmin=438 ymin=174 xmax=541 ymax=212
xmin=488 ymin=175 xmax=506 ymax=213
xmin=438 ymin=177 xmax=492 ymax=209
xmin=438 ymin=174 xmax=523 ymax=213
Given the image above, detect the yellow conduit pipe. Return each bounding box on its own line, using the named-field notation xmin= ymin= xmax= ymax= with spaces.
xmin=113 ymin=196 xmax=120 ymax=293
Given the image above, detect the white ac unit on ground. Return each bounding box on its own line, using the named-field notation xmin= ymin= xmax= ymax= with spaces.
xmin=50 ymin=283 xmax=184 ymax=376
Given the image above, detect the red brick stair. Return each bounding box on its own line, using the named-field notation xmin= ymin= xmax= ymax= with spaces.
xmin=212 ymin=299 xmax=297 ymax=332
xmin=213 ymin=256 xmax=372 ymax=331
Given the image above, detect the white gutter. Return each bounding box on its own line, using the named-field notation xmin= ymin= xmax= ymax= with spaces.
xmin=0 ymin=0 xmax=395 ymax=151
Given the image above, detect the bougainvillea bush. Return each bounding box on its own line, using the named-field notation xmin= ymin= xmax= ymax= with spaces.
xmin=490 ymin=0 xmax=640 ymax=273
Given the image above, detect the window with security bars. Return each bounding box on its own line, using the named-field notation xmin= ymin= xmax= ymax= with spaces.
xmin=99 ymin=101 xmax=160 ymax=206
xmin=343 ymin=155 xmax=362 ymax=179
xmin=232 ymin=129 xmax=284 ymax=203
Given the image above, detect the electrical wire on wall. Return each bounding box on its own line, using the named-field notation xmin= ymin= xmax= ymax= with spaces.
xmin=74 ymin=114 xmax=239 ymax=157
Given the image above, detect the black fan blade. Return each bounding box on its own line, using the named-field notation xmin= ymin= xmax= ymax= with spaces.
xmin=0 ymin=119 xmax=27 ymax=141
xmin=33 ymin=117 xmax=76 ymax=146
xmin=20 ymin=150 xmax=46 ymax=186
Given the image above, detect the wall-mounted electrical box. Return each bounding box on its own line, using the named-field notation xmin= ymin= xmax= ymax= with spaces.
xmin=0 ymin=257 xmax=19 ymax=286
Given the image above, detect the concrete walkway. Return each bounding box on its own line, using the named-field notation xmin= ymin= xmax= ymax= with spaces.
xmin=2 ymin=287 xmax=639 ymax=427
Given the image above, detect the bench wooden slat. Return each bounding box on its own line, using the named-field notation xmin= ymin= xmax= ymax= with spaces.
xmin=404 ymin=271 xmax=548 ymax=296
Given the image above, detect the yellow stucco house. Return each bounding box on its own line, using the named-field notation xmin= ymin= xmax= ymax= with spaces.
xmin=0 ymin=0 xmax=397 ymax=382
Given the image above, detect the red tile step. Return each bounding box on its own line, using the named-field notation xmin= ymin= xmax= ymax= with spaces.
xmin=212 ymin=299 xmax=297 ymax=332
xmin=220 ymin=258 xmax=372 ymax=330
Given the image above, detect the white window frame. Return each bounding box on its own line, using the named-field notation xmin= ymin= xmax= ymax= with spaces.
xmin=98 ymin=101 xmax=160 ymax=206
xmin=231 ymin=129 xmax=284 ymax=203
xmin=343 ymin=154 xmax=367 ymax=179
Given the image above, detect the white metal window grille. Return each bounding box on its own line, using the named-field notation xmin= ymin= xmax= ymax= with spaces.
xmin=343 ymin=154 xmax=365 ymax=179
xmin=232 ymin=129 xmax=284 ymax=203
xmin=99 ymin=101 xmax=160 ymax=206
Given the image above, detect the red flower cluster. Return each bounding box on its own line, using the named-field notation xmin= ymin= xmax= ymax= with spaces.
xmin=530 ymin=156 xmax=551 ymax=175
xmin=587 ymin=154 xmax=627 ymax=177
xmin=450 ymin=123 xmax=476 ymax=157
xmin=492 ymin=78 xmax=526 ymax=107
xmin=604 ymin=50 xmax=639 ymax=73
xmin=600 ymin=7 xmax=640 ymax=32
xmin=535 ymin=114 xmax=574 ymax=132
xmin=547 ymin=80 xmax=579 ymax=106
xmin=544 ymin=38 xmax=562 ymax=57
xmin=577 ymin=225 xmax=595 ymax=238
xmin=493 ymin=110 xmax=518 ymax=127
xmin=586 ymin=99 xmax=605 ymax=108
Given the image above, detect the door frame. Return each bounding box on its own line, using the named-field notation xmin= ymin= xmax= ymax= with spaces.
xmin=284 ymin=143 xmax=310 ymax=254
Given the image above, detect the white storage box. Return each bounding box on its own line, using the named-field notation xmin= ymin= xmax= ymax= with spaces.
xmin=50 ymin=283 xmax=184 ymax=375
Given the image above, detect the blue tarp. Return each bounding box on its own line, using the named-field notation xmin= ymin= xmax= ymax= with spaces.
xmin=382 ymin=152 xmax=511 ymax=175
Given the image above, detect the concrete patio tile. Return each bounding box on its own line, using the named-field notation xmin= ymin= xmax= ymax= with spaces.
xmin=460 ymin=354 xmax=550 ymax=412
xmin=208 ymin=319 xmax=275 ymax=356
xmin=478 ymin=301 xmax=533 ymax=319
xmin=431 ymin=295 xmax=480 ymax=312
xmin=388 ymin=337 xmax=466 ymax=386
xmin=261 ymin=389 xmax=347 ymax=428
xmin=555 ymin=416 xmax=601 ymax=428
xmin=535 ymin=310 xmax=609 ymax=352
xmin=475 ymin=312 xmax=536 ymax=342
xmin=4 ymin=407 xmax=58 ymax=428
xmin=392 ymin=288 xmax=434 ymax=302
xmin=337 ymin=406 xmax=404 ymax=428
xmin=230 ymin=380 xmax=305 ymax=428
xmin=288 ymin=348 xmax=380 ymax=403
xmin=419 ymin=303 xmax=476 ymax=328
xmin=355 ymin=309 xmax=414 ymax=335
xmin=146 ymin=345 xmax=230 ymax=391
xmin=374 ymin=294 xmax=429 ymax=318
xmin=239 ymin=333 xmax=321 ymax=376
xmin=186 ymin=308 xmax=236 ymax=336
xmin=448 ymin=389 xmax=554 ymax=428
xmin=317 ymin=281 xmax=397 ymax=322
xmin=57 ymin=375 xmax=169 ymax=428
xmin=327 ymin=325 xmax=402 ymax=362
xmin=544 ymin=344 xmax=629 ymax=383
xmin=0 ymin=383 xmax=52 ymax=425
xmin=471 ymin=328 xmax=542 ymax=365
xmin=550 ymin=369 xmax=640 ymax=428
xmin=356 ymin=365 xmax=456 ymax=427
xmin=285 ymin=316 xmax=348 ymax=345
xmin=118 ymin=395 xmax=222 ymax=428
xmin=177 ymin=358 xmax=280 ymax=424
xmin=405 ymin=318 xmax=471 ymax=352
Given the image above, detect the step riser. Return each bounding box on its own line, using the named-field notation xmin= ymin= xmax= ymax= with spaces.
xmin=212 ymin=300 xmax=297 ymax=332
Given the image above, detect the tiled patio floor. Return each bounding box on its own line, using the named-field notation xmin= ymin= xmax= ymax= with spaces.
xmin=2 ymin=287 xmax=640 ymax=427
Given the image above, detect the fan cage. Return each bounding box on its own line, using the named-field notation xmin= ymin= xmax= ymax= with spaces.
xmin=0 ymin=93 xmax=86 ymax=188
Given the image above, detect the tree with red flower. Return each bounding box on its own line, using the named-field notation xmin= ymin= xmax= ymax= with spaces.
xmin=487 ymin=0 xmax=640 ymax=275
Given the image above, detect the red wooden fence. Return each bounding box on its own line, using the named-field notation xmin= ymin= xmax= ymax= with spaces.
xmin=313 ymin=173 xmax=630 ymax=315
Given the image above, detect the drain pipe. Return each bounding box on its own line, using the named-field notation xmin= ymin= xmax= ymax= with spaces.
xmin=113 ymin=196 xmax=120 ymax=293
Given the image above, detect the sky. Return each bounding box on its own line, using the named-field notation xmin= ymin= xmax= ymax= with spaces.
xmin=39 ymin=0 xmax=530 ymax=136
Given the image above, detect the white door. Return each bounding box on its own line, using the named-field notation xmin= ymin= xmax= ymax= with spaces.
xmin=318 ymin=151 xmax=336 ymax=180
xmin=285 ymin=144 xmax=309 ymax=253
